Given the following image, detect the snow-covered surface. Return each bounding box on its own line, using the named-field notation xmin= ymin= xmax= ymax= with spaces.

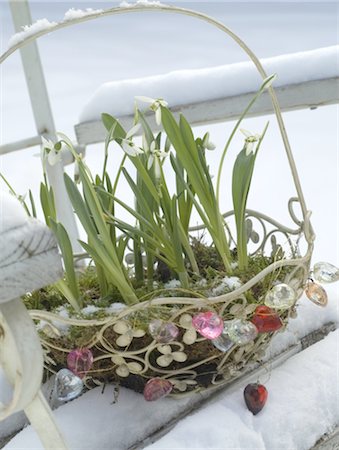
xmin=1 ymin=290 xmax=338 ymax=448
xmin=2 ymin=307 xmax=338 ymax=449
xmin=7 ymin=18 xmax=58 ymax=49
xmin=0 ymin=192 xmax=27 ymax=234
xmin=1 ymin=2 xmax=338 ymax=448
xmin=145 ymin=330 xmax=339 ymax=450
xmin=120 ymin=0 xmax=163 ymax=7
xmin=79 ymin=45 xmax=339 ymax=123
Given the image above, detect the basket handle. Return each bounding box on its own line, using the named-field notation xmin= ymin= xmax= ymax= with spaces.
xmin=0 ymin=3 xmax=310 ymax=223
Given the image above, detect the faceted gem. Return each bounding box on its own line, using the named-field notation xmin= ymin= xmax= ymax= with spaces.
xmin=313 ymin=262 xmax=339 ymax=284
xmin=251 ymin=305 xmax=283 ymax=333
xmin=305 ymin=281 xmax=328 ymax=307
xmin=244 ymin=383 xmax=268 ymax=415
xmin=148 ymin=319 xmax=179 ymax=343
xmin=55 ymin=369 xmax=84 ymax=401
xmin=67 ymin=348 xmax=94 ymax=379
xmin=265 ymin=283 xmax=296 ymax=310
xmin=192 ymin=311 xmax=224 ymax=339
xmin=225 ymin=319 xmax=258 ymax=345
xmin=212 ymin=330 xmax=234 ymax=353
xmin=143 ymin=378 xmax=173 ymax=401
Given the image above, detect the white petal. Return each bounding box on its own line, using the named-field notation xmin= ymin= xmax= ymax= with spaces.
xmin=122 ymin=141 xmax=140 ymax=157
xmin=147 ymin=155 xmax=154 ymax=170
xmin=132 ymin=329 xmax=146 ymax=338
xmin=47 ymin=149 xmax=60 ymax=166
xmin=116 ymin=365 xmax=129 ymax=377
xmin=127 ymin=362 xmax=143 ymax=373
xmin=126 ymin=123 xmax=141 ymax=139
xmin=111 ymin=355 xmax=125 ymax=365
xmin=113 ymin=321 xmax=130 ymax=334
xmin=155 ymin=108 xmax=162 ymax=126
xmin=156 ymin=355 xmax=172 ymax=367
xmin=240 ymin=128 xmax=252 ymax=138
xmin=183 ymin=328 xmax=197 ymax=345
xmin=150 ymin=141 xmax=156 ymax=152
xmin=135 ymin=95 xmax=155 ymax=104
xmin=159 ymin=344 xmax=172 ymax=355
xmin=116 ymin=333 xmax=133 ymax=347
xmin=172 ymin=352 xmax=187 ymax=363
xmin=179 ymin=314 xmax=192 ymax=329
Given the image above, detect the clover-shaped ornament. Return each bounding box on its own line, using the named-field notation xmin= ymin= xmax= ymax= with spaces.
xmin=179 ymin=314 xmax=197 ymax=345
xmin=156 ymin=345 xmax=187 ymax=368
xmin=113 ymin=320 xmax=145 ymax=347
xmin=111 ymin=355 xmax=143 ymax=378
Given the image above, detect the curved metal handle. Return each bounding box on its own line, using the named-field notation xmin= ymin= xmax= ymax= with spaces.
xmin=0 ymin=3 xmax=310 ymax=223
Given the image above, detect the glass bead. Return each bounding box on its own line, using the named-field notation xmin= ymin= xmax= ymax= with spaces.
xmin=55 ymin=369 xmax=84 ymax=401
xmin=313 ymin=262 xmax=339 ymax=284
xmin=265 ymin=283 xmax=296 ymax=310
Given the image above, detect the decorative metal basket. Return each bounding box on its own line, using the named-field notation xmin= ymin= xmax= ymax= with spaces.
xmin=1 ymin=3 xmax=315 ymax=397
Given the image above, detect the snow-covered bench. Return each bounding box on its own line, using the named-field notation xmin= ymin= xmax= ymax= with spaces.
xmin=0 ymin=192 xmax=68 ymax=449
xmin=75 ymin=46 xmax=339 ymax=146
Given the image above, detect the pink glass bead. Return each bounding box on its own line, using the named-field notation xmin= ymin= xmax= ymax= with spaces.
xmin=67 ymin=348 xmax=94 ymax=379
xmin=143 ymin=378 xmax=173 ymax=401
xmin=148 ymin=319 xmax=179 ymax=343
xmin=192 ymin=311 xmax=223 ymax=339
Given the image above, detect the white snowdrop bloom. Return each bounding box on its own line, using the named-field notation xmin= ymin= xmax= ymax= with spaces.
xmin=202 ymin=132 xmax=216 ymax=151
xmin=40 ymin=136 xmax=62 ymax=166
xmin=147 ymin=141 xmax=168 ymax=172
xmin=135 ymin=96 xmax=168 ymax=125
xmin=240 ymin=129 xmax=260 ymax=156
xmin=121 ymin=123 xmax=143 ymax=157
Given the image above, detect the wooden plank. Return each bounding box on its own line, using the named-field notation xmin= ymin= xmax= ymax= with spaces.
xmin=75 ymin=77 xmax=339 ymax=146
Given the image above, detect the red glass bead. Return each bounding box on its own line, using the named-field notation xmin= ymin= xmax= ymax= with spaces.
xmin=244 ymin=383 xmax=268 ymax=415
xmin=251 ymin=305 xmax=283 ymax=333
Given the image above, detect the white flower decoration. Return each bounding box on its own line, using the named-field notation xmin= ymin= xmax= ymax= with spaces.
xmin=113 ymin=320 xmax=145 ymax=347
xmin=179 ymin=314 xmax=197 ymax=345
xmin=135 ymin=96 xmax=168 ymax=125
xmin=121 ymin=124 xmax=143 ymax=157
xmin=168 ymin=378 xmax=197 ymax=392
xmin=156 ymin=344 xmax=187 ymax=368
xmin=147 ymin=141 xmax=168 ymax=171
xmin=111 ymin=355 xmax=143 ymax=378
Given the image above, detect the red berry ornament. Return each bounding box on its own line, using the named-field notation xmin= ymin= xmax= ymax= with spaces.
xmin=244 ymin=383 xmax=268 ymax=415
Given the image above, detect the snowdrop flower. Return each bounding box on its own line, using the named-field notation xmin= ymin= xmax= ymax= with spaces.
xmin=240 ymin=129 xmax=260 ymax=156
xmin=147 ymin=140 xmax=168 ymax=173
xmin=201 ymin=132 xmax=216 ymax=151
xmin=135 ymin=96 xmax=168 ymax=125
xmin=121 ymin=124 xmax=143 ymax=157
xmin=40 ymin=136 xmax=62 ymax=169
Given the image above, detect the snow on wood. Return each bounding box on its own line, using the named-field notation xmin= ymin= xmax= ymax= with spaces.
xmin=3 ymin=325 xmax=338 ymax=450
xmin=0 ymin=193 xmax=62 ymax=303
xmin=77 ymin=45 xmax=338 ymax=129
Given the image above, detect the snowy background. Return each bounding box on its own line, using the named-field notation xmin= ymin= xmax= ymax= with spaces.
xmin=0 ymin=1 xmax=338 ymax=448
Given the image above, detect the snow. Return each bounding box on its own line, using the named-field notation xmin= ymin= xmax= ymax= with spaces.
xmin=145 ymin=330 xmax=339 ymax=450
xmin=8 ymin=19 xmax=58 ymax=49
xmin=79 ymin=45 xmax=339 ymax=123
xmin=63 ymin=8 xmax=103 ymax=21
xmin=0 ymin=192 xmax=27 ymax=234
xmin=120 ymin=1 xmax=163 ymax=8
xmin=210 ymin=276 xmax=243 ymax=296
xmin=1 ymin=2 xmax=338 ymax=448
xmin=3 ymin=318 xmax=338 ymax=450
